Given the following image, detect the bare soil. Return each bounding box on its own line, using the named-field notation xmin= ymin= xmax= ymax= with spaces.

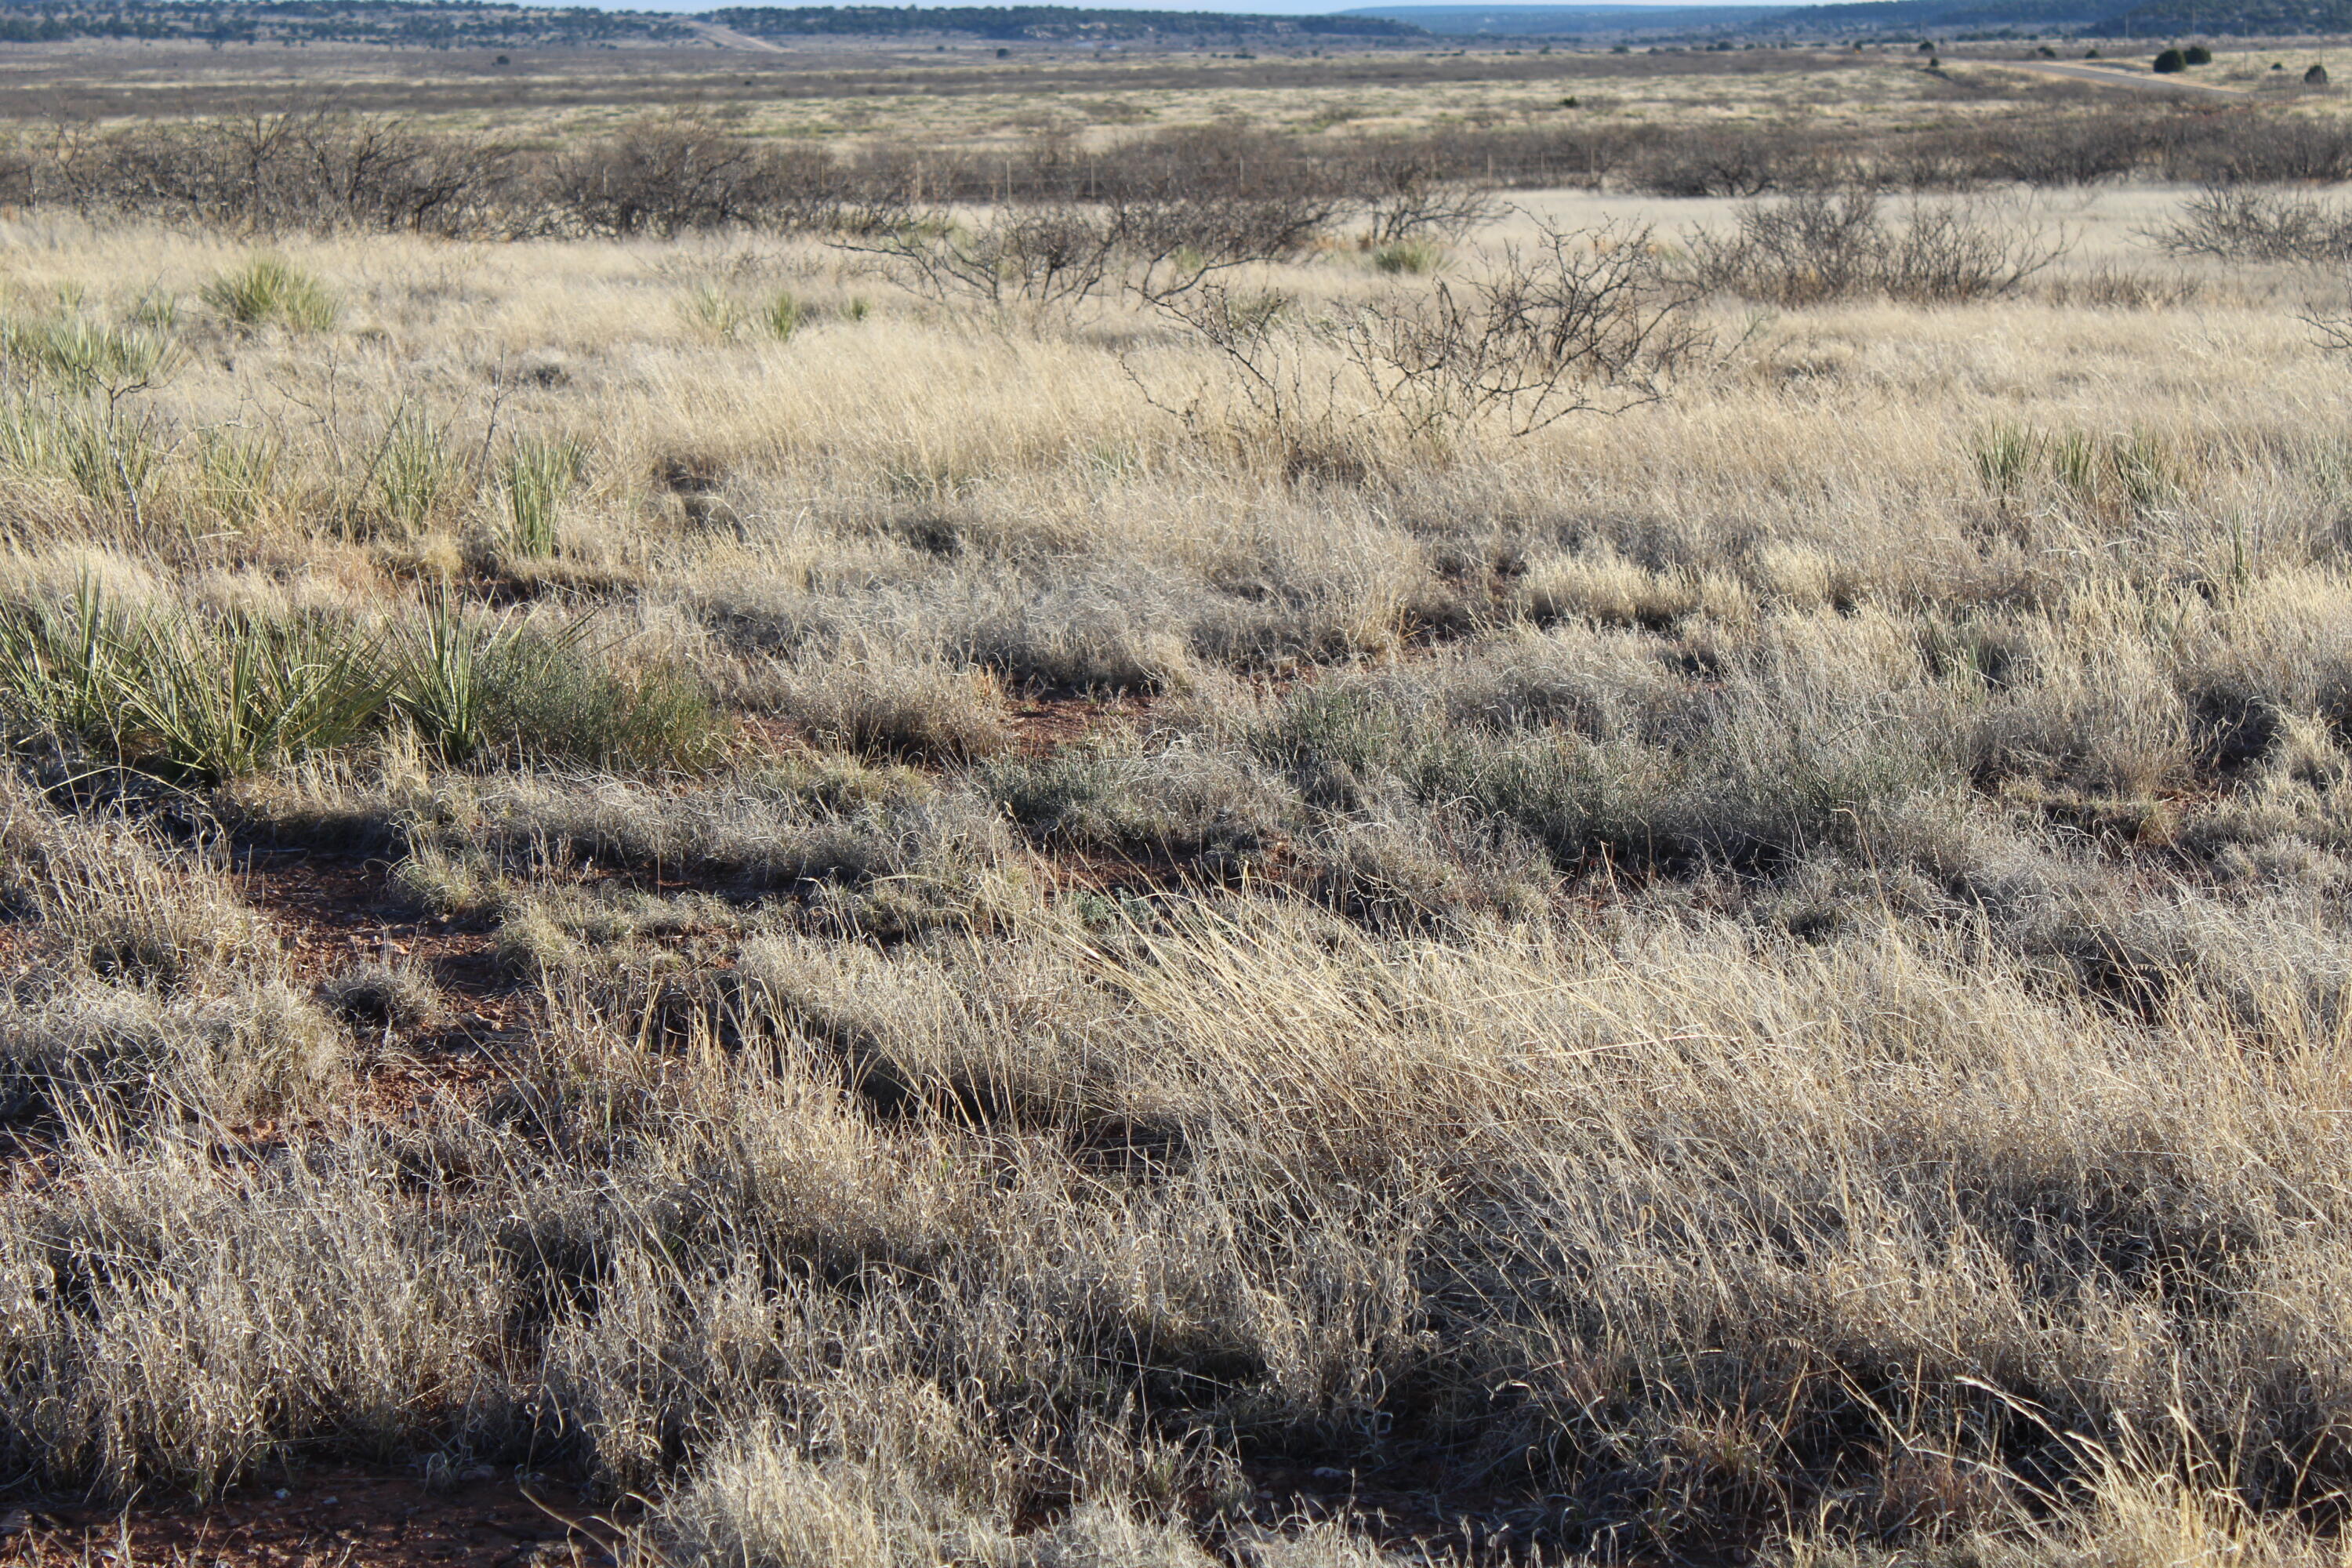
xmin=0 ymin=1468 xmax=633 ymax=1568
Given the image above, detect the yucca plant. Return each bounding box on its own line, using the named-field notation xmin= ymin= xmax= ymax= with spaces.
xmin=2109 ymin=427 xmax=2176 ymax=515
xmin=502 ymin=437 xmax=582 ymax=558
xmin=0 ymin=584 xmax=390 ymax=780
xmin=60 ymin=399 xmax=169 ymax=515
xmin=367 ymin=405 xmax=455 ymax=537
xmin=390 ymin=590 xmax=593 ymax=766
xmin=0 ymin=307 xmax=183 ymax=525
xmin=197 ymin=428 xmax=281 ymax=530
xmin=677 ymin=283 xmax=744 ymax=339
xmin=1972 ymin=422 xmax=2039 ymax=500
xmin=117 ymin=610 xmax=390 ymax=781
xmin=201 ymin=256 xmax=338 ymax=332
xmin=128 ymin=290 xmax=179 ymax=332
xmin=2051 ymin=428 xmax=2100 ymax=506
xmin=0 ymin=390 xmax=169 ymax=517
xmin=763 ymin=289 xmax=803 ymax=341
xmin=0 ymin=578 xmax=130 ymax=742
xmin=0 ymin=388 xmax=71 ymax=476
xmin=1371 ymin=239 xmax=1444 ymax=275
xmin=2 ymin=313 xmax=180 ymax=394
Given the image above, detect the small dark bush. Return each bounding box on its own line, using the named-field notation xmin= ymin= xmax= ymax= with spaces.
xmin=2184 ymin=45 xmax=2212 ymax=64
xmin=2154 ymin=49 xmax=2187 ymax=74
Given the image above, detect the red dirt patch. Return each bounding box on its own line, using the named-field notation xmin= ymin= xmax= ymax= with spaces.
xmin=1 ymin=1468 xmax=633 ymax=1568
xmin=1007 ymin=692 xmax=1154 ymax=756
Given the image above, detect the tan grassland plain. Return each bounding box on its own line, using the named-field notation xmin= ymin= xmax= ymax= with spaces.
xmin=13 ymin=34 xmax=2352 ymax=1568
xmin=6 ymin=36 xmax=2348 ymax=140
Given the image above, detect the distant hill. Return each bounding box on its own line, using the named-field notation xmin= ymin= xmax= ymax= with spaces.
xmin=1339 ymin=4 xmax=1774 ymax=34
xmin=0 ymin=0 xmax=695 ymax=45
xmin=2089 ymin=0 xmax=2352 ymax=30
xmin=1344 ymin=0 xmax=2147 ymax=34
xmin=1745 ymin=0 xmax=2107 ymax=30
xmin=703 ymin=5 xmax=1424 ymax=38
xmin=0 ymin=0 xmax=1427 ymax=46
xmin=1339 ymin=0 xmax=2101 ymax=32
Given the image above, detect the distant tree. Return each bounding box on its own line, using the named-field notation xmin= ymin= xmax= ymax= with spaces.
xmin=2308 ymin=62 xmax=2332 ymax=85
xmin=2154 ymin=47 xmax=2186 ymax=71
xmin=2183 ymin=43 xmax=2211 ymax=63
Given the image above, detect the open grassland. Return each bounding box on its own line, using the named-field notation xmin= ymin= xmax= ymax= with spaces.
xmin=5 ymin=38 xmax=2352 ymax=151
xmin=13 ymin=69 xmax=2352 ymax=1566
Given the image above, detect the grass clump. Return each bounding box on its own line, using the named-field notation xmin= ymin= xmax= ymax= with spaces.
xmin=365 ymin=405 xmax=458 ymax=537
xmin=757 ymin=655 xmax=1011 ymax=765
xmin=985 ymin=747 xmax=1288 ymax=863
xmin=1369 ymin=238 xmax=1443 ymax=274
xmin=500 ymin=436 xmax=583 ymax=558
xmin=677 ymin=283 xmax=744 ymax=339
xmin=200 ymin=256 xmax=338 ymax=332
xmin=321 ymin=960 xmax=449 ymax=1031
xmin=763 ymin=288 xmax=804 ymax=340
xmin=395 ymin=594 xmax=726 ymax=771
xmin=1 ymin=312 xmax=179 ymax=393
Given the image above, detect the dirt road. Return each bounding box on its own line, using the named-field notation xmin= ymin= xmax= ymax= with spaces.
xmin=685 ymin=19 xmax=785 ymax=50
xmin=1990 ymin=58 xmax=2248 ymax=94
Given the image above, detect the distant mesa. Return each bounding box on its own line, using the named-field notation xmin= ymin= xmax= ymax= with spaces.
xmin=3 ymin=0 xmax=2348 ymax=50
xmin=1344 ymin=0 xmax=2352 ymax=40
xmin=702 ymin=5 xmax=1425 ymax=39
xmin=0 ymin=0 xmax=1427 ymax=47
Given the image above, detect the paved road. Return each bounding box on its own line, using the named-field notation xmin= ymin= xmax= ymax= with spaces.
xmin=1988 ymin=59 xmax=2248 ymax=95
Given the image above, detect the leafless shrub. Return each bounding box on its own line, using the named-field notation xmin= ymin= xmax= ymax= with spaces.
xmin=1989 ymin=115 xmax=2148 ymax=187
xmin=850 ymin=182 xmax=1338 ymax=310
xmin=550 ymin=118 xmax=775 ymax=240
xmin=1152 ymin=220 xmax=1702 ymax=460
xmin=1353 ymin=148 xmax=1501 ymax=246
xmin=44 ymin=107 xmax=519 ymax=235
xmin=1630 ymin=129 xmax=1825 ymax=198
xmin=2038 ymin=264 xmax=2204 ymax=310
xmin=2147 ymin=187 xmax=2352 ymax=264
xmin=2166 ymin=112 xmax=2352 ymax=183
xmin=1338 ymin=221 xmax=1704 ymax=438
xmin=848 ymin=205 xmax=1125 ymax=308
xmin=1687 ymin=191 xmax=2070 ymax=307
xmin=1116 ymin=187 xmax=1344 ymax=301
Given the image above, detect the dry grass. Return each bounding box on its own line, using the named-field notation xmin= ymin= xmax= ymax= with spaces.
xmin=9 ymin=137 xmax=2352 ymax=1567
